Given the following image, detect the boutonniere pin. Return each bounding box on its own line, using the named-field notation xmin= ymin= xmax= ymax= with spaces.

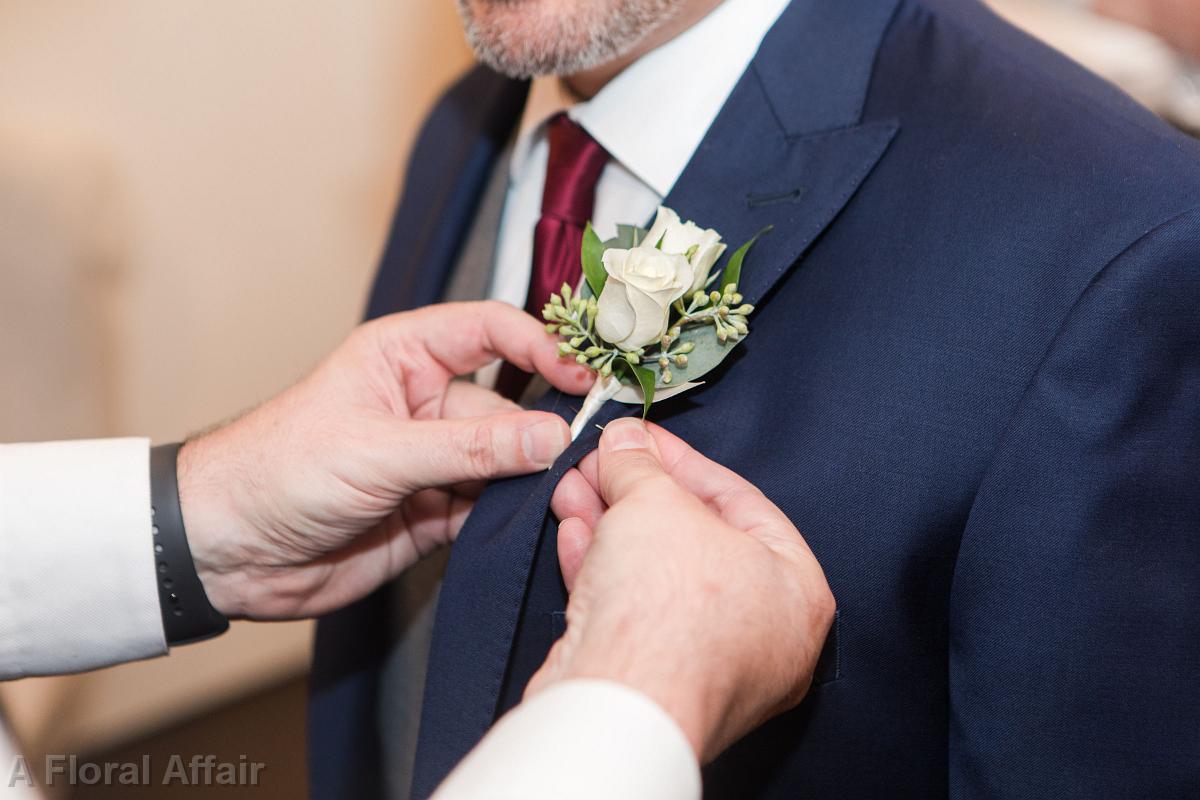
xmin=544 ymin=206 xmax=769 ymax=438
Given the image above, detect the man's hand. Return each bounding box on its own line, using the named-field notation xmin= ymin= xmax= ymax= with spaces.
xmin=1094 ymin=0 xmax=1200 ymax=60
xmin=177 ymin=301 xmax=593 ymax=621
xmin=538 ymin=419 xmax=835 ymax=763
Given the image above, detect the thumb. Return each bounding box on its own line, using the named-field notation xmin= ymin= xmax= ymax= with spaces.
xmin=388 ymin=411 xmax=570 ymax=489
xmin=596 ymin=418 xmax=672 ymax=505
xmin=557 ymin=516 xmax=594 ymax=593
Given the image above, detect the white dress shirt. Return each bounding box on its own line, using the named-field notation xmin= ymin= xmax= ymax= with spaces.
xmin=432 ymin=680 xmax=700 ymax=800
xmin=0 ymin=438 xmax=166 ymax=678
xmin=0 ymin=0 xmax=789 ymax=794
xmin=0 ymin=438 xmax=164 ymax=798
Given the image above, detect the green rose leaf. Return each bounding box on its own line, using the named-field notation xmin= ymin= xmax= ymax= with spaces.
xmin=616 ymin=359 xmax=656 ymax=418
xmin=581 ymin=223 xmax=607 ymax=297
xmin=719 ymin=225 xmax=772 ymax=293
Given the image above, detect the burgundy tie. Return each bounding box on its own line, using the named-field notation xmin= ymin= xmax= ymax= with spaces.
xmin=496 ymin=113 xmax=610 ymax=401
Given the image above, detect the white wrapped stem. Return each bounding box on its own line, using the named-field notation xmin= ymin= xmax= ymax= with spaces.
xmin=569 ymin=374 xmax=706 ymax=441
xmin=570 ymin=373 xmax=623 ymax=441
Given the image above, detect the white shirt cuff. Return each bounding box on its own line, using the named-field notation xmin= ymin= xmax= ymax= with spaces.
xmin=433 ymin=679 xmax=701 ymax=800
xmin=0 ymin=438 xmax=166 ymax=679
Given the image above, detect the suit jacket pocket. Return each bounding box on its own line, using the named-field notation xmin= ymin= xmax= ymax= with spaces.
xmin=547 ymin=609 xmax=841 ymax=685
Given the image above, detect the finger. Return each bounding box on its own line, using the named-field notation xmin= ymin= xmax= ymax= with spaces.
xmin=574 ymin=450 xmax=599 ymax=496
xmin=386 ymin=411 xmax=570 ymax=489
xmin=641 ymin=425 xmax=807 ymax=550
xmin=394 ymin=488 xmax=458 ymax=558
xmin=595 ymin=418 xmax=675 ymax=505
xmin=588 ymin=421 xmax=777 ymax=528
xmin=568 ymin=426 xmax=686 ymax=501
xmin=550 ymin=467 xmax=606 ymax=530
xmin=453 ymin=479 xmax=487 ymax=501
xmin=441 ymin=380 xmax=521 ymax=419
xmin=395 ymin=487 xmax=477 ymax=552
xmin=557 ymin=516 xmax=594 ymax=592
xmin=338 ymin=487 xmax=473 ymax=585
xmin=374 ymin=301 xmax=594 ymax=395
xmin=447 ymin=490 xmax=475 ymax=543
xmin=591 ymin=420 xmax=807 ymax=550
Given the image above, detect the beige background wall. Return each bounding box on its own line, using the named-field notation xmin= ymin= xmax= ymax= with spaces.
xmin=0 ymin=0 xmax=472 ymax=757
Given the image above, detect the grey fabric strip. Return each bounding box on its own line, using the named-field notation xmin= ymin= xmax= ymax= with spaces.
xmin=378 ymin=140 xmax=514 ymax=800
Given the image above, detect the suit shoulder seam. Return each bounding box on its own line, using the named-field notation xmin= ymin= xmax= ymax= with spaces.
xmin=958 ymin=203 xmax=1200 ymax=516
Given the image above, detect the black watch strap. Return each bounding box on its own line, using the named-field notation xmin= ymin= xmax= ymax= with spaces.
xmin=150 ymin=443 xmax=230 ymax=646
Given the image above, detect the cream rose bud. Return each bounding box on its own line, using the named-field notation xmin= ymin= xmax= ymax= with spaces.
xmin=643 ymin=206 xmax=727 ymax=295
xmin=594 ymin=246 xmax=694 ymax=351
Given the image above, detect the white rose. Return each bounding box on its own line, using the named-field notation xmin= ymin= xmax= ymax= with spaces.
xmin=594 ymin=246 xmax=694 ymax=351
xmin=643 ymin=206 xmax=727 ymax=295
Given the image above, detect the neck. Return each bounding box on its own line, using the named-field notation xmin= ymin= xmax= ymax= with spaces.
xmin=562 ymin=0 xmax=726 ymax=99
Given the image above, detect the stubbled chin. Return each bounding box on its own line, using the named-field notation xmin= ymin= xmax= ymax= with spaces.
xmin=458 ymin=0 xmax=659 ymax=79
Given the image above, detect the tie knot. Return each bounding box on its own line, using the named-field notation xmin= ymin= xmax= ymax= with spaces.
xmin=541 ymin=114 xmax=609 ymax=225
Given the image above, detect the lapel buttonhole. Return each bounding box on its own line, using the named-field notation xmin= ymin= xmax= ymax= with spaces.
xmin=746 ymin=187 xmax=805 ymax=208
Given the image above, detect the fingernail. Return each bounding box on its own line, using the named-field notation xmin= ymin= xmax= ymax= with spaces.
xmin=602 ymin=418 xmax=648 ymax=452
xmin=523 ymin=420 xmax=569 ymax=467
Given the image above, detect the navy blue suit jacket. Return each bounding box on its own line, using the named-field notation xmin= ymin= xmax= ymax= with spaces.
xmin=310 ymin=1 xmax=1200 ymax=797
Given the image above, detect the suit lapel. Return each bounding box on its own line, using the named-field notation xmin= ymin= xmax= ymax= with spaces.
xmin=365 ymin=68 xmax=528 ymax=320
xmin=411 ymin=396 xmax=631 ymax=797
xmin=413 ymin=2 xmax=902 ymax=794
xmin=661 ymin=0 xmax=901 ymax=309
xmin=663 ymin=105 xmax=898 ymax=308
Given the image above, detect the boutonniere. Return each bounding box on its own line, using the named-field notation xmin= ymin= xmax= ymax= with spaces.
xmin=544 ymin=206 xmax=769 ymax=438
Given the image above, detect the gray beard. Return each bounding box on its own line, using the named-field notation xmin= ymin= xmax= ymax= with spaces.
xmin=455 ymin=0 xmax=681 ymax=78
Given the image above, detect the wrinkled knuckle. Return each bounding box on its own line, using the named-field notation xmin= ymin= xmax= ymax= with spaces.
xmin=786 ymin=674 xmax=816 ymax=710
xmin=811 ymin=583 xmax=837 ymax=628
xmin=458 ymin=422 xmax=498 ymax=477
xmin=475 ymin=300 xmax=510 ymax=327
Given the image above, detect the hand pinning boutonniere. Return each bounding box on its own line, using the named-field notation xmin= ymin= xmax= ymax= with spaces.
xmin=544 ymin=206 xmax=769 ymax=438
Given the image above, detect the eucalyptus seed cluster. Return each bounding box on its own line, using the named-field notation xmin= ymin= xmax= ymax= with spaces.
xmin=677 ymin=283 xmax=755 ymax=344
xmin=647 ymin=329 xmax=695 ymax=385
xmin=542 ymin=283 xmax=630 ymax=378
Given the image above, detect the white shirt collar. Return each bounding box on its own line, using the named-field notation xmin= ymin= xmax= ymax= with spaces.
xmin=510 ymin=0 xmax=791 ymax=197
